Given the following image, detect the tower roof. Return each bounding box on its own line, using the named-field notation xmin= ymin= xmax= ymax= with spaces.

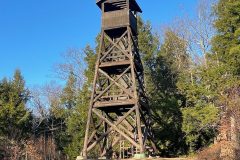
xmin=96 ymin=0 xmax=142 ymax=13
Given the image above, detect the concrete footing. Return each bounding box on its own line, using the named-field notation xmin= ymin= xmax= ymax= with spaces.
xmin=133 ymin=153 xmax=146 ymax=159
xmin=76 ymin=156 xmax=85 ymax=160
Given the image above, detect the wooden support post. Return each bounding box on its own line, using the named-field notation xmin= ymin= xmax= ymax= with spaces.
xmin=82 ymin=30 xmax=104 ymax=158
xmin=136 ymin=106 xmax=144 ymax=153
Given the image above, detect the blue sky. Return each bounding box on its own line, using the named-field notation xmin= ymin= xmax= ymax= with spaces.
xmin=0 ymin=0 xmax=198 ymax=87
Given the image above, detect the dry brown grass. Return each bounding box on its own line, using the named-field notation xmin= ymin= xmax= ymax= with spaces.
xmin=196 ymin=143 xmax=221 ymax=160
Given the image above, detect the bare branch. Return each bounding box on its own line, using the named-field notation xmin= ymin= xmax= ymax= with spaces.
xmin=53 ymin=48 xmax=86 ymax=89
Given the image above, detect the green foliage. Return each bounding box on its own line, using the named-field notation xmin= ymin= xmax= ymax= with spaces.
xmin=0 ymin=70 xmax=32 ymax=159
xmin=210 ymin=0 xmax=240 ymax=105
xmin=138 ymin=17 xmax=159 ymax=63
xmin=182 ymin=104 xmax=218 ymax=152
xmin=177 ymin=0 xmax=240 ymax=154
xmin=64 ymin=45 xmax=96 ymax=159
xmin=83 ymin=45 xmax=97 ymax=85
xmin=152 ymin=31 xmax=189 ymax=156
xmin=0 ymin=70 xmax=32 ymax=140
xmin=43 ymin=72 xmax=79 ymax=154
xmin=212 ymin=0 xmax=240 ymax=75
xmin=177 ymin=60 xmax=222 ymax=153
xmin=60 ymin=71 xmax=77 ymax=110
xmin=138 ymin=17 xmax=189 ymax=156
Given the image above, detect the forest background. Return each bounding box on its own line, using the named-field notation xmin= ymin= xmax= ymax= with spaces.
xmin=0 ymin=0 xmax=240 ymax=159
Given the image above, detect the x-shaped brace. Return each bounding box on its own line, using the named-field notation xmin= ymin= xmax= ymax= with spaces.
xmin=100 ymin=30 xmax=128 ymax=62
xmin=93 ymin=66 xmax=133 ymax=102
xmin=99 ymin=69 xmax=134 ymax=98
xmin=93 ymin=108 xmax=140 ymax=149
xmin=103 ymin=32 xmax=130 ymax=60
xmin=86 ymin=106 xmax=139 ymax=152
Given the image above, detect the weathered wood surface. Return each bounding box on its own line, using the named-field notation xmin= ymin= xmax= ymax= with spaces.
xmin=102 ymin=10 xmax=137 ymax=32
xmin=82 ymin=0 xmax=157 ymax=158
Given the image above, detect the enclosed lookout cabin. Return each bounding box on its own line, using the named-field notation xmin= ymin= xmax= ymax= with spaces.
xmin=96 ymin=0 xmax=142 ymax=34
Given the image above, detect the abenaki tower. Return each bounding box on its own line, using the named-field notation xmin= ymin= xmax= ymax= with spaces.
xmin=78 ymin=0 xmax=158 ymax=159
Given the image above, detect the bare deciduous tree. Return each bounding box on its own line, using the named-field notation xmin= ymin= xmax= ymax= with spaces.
xmin=53 ymin=48 xmax=86 ymax=89
xmin=171 ymin=0 xmax=216 ymax=66
xmin=29 ymin=82 xmax=66 ymax=160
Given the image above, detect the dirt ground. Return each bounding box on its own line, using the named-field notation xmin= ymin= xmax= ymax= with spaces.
xmin=125 ymin=158 xmax=194 ymax=160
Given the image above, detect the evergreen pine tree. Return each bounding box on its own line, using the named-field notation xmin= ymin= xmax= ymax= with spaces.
xmin=0 ymin=70 xmax=31 ymax=139
xmin=138 ymin=17 xmax=188 ymax=156
xmin=61 ymin=72 xmax=77 ymax=110
xmin=0 ymin=70 xmax=32 ymax=157
xmin=212 ymin=0 xmax=240 ymax=75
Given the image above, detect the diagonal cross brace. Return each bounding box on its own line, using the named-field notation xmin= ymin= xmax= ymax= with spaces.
xmin=104 ymin=33 xmax=131 ymax=60
xmin=93 ymin=66 xmax=131 ymax=102
xmin=100 ymin=30 xmax=128 ymax=62
xmin=87 ymin=119 xmax=103 ymax=144
xmin=98 ymin=68 xmax=134 ymax=99
xmin=86 ymin=107 xmax=136 ymax=152
xmin=106 ymin=114 xmax=135 ymax=139
xmin=93 ymin=109 xmax=140 ymax=149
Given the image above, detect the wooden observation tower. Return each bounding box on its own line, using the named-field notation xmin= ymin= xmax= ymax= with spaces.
xmin=81 ymin=0 xmax=158 ymax=159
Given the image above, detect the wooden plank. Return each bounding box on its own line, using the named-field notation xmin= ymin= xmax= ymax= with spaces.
xmin=100 ymin=60 xmax=131 ymax=68
xmin=94 ymin=99 xmax=136 ymax=108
